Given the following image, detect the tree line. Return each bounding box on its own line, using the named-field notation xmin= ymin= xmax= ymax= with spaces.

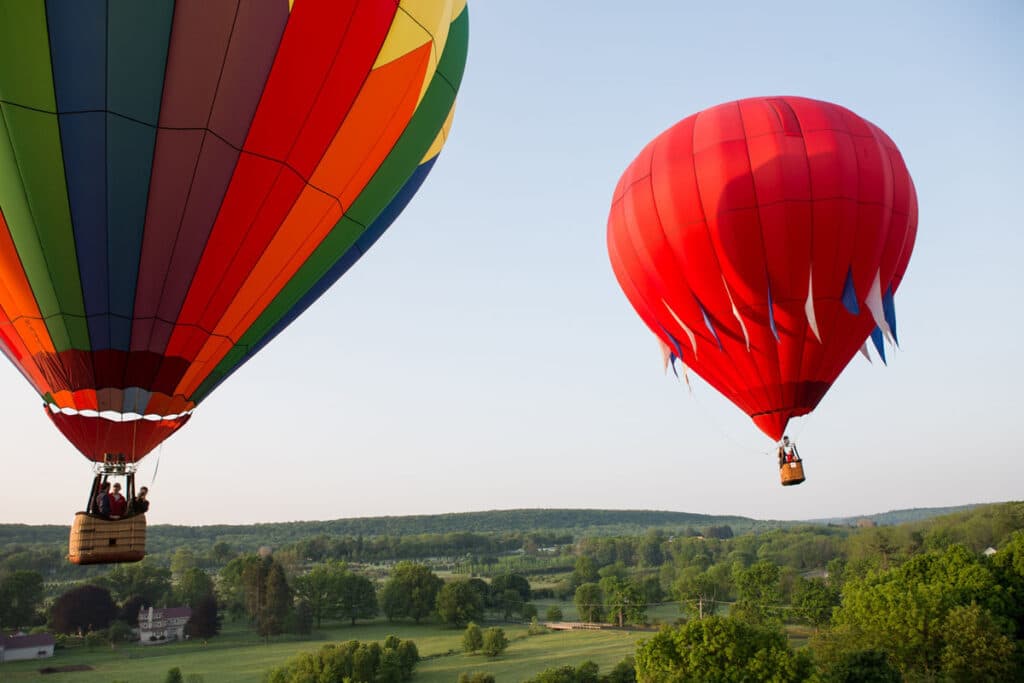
xmin=2 ymin=501 xmax=1021 ymax=681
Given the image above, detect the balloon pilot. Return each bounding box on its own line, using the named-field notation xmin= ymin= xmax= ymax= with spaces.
xmin=777 ymin=436 xmax=806 ymax=487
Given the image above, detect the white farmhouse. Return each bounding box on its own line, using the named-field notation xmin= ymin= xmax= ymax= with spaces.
xmin=0 ymin=633 xmax=55 ymax=662
xmin=138 ymin=606 xmax=192 ymax=645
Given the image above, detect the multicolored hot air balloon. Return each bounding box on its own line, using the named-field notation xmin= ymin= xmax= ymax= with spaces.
xmin=607 ymin=96 xmax=917 ymax=479
xmin=0 ymin=0 xmax=469 ymax=465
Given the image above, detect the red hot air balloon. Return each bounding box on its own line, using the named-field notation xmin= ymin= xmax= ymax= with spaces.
xmin=607 ymin=96 xmax=917 ymax=469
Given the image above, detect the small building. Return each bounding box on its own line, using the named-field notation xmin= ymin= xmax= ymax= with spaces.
xmin=138 ymin=606 xmax=192 ymax=645
xmin=0 ymin=633 xmax=55 ymax=663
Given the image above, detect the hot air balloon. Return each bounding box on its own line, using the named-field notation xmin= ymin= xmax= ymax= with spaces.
xmin=0 ymin=0 xmax=469 ymax=563
xmin=607 ymin=96 xmax=917 ymax=486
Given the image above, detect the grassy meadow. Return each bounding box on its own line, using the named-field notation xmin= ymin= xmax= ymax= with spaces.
xmin=0 ymin=618 xmax=647 ymax=683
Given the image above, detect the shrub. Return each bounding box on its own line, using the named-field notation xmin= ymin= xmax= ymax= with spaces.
xmin=458 ymin=673 xmax=496 ymax=683
xmin=527 ymin=617 xmax=548 ymax=636
xmin=481 ymin=627 xmax=508 ymax=657
xmin=545 ymin=606 xmax=563 ymax=621
xmin=463 ymin=622 xmax=483 ymax=653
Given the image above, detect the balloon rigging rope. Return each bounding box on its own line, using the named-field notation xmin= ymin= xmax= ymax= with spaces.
xmin=151 ymin=442 xmax=163 ymax=486
xmin=131 ymin=417 xmax=138 ymax=464
xmin=678 ymin=374 xmax=775 ymax=459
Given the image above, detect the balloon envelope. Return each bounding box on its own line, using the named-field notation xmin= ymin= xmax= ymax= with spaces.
xmin=607 ymin=96 xmax=917 ymax=440
xmin=0 ymin=0 xmax=469 ymax=461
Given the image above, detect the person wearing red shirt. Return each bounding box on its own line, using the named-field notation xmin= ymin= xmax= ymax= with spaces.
xmin=108 ymin=482 xmax=128 ymax=518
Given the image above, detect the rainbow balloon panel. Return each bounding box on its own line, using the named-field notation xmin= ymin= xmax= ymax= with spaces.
xmin=0 ymin=0 xmax=469 ymax=461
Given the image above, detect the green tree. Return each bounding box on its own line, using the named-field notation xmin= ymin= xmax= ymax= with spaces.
xmin=574 ymin=582 xmax=604 ymax=623
xmin=458 ymin=673 xmax=495 ymax=683
xmin=339 ymin=572 xmax=377 ymax=625
xmin=490 ymin=573 xmax=531 ymax=602
xmin=463 ymin=621 xmax=483 ymax=652
xmin=394 ymin=639 xmax=419 ymax=680
xmin=830 ymin=544 xmax=1013 ymax=679
xmin=98 ymin=562 xmax=172 ymax=605
xmin=819 ymin=650 xmax=900 ymax=683
xmin=287 ymin=599 xmax=314 ymax=635
xmin=990 ymin=529 xmax=1024 ymax=637
xmin=352 ymin=641 xmax=382 ymax=682
xmin=291 ymin=561 xmax=346 ymax=626
xmin=210 ymin=541 xmax=234 ymax=565
xmin=260 ymin=562 xmax=292 ymax=639
xmin=380 ymin=562 xmax=442 ymax=623
xmin=673 ymin=566 xmax=722 ymax=620
xmin=266 ymin=637 xmax=418 ymax=682
xmin=545 ymin=605 xmax=563 ymax=621
xmin=106 ymin=620 xmax=135 ymax=644
xmin=524 ymin=665 xmax=575 ymax=682
xmin=791 ymin=577 xmax=839 ymax=630
xmin=170 ymin=547 xmax=197 ymax=582
xmin=638 ymin=529 xmax=665 ymax=567
xmin=938 ymin=602 xmax=1017 ymax=682
xmin=0 ymin=570 xmax=44 ymax=628
xmin=165 ymin=667 xmax=183 ymax=683
xmin=730 ymin=560 xmax=781 ymax=626
xmin=495 ymin=588 xmax=523 ymax=620
xmin=571 ymin=556 xmax=598 ymax=587
xmin=174 ymin=567 xmax=215 ymax=608
xmin=481 ymin=627 xmax=508 ymax=657
xmin=605 ymin=656 xmax=636 ymax=683
xmin=634 ymin=617 xmax=811 ymax=682
xmin=601 ymin=577 xmax=647 ymax=627
xmin=437 ymin=579 xmax=484 ymax=627
xmin=218 ymin=554 xmax=260 ymax=621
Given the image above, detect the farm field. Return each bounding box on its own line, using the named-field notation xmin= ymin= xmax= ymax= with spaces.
xmin=0 ymin=619 xmax=644 ymax=683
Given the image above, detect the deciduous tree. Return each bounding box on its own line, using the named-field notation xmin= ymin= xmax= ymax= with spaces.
xmin=186 ymin=593 xmax=222 ymax=639
xmin=380 ymin=562 xmax=442 ymax=623
xmin=292 ymin=561 xmax=346 ymax=626
xmin=634 ymin=617 xmax=810 ymax=682
xmin=463 ymin=622 xmax=483 ymax=653
xmin=437 ymin=579 xmax=484 ymax=627
xmin=791 ymin=577 xmax=839 ymax=630
xmin=481 ymin=627 xmax=508 ymax=657
xmin=0 ymin=570 xmax=43 ymax=628
xmin=50 ymin=585 xmax=117 ymax=634
xmin=730 ymin=560 xmax=781 ymax=626
xmin=574 ymin=582 xmax=604 ymax=623
xmin=339 ymin=572 xmax=377 ymax=625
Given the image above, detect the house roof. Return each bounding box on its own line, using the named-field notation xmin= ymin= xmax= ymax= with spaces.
xmin=1 ymin=633 xmax=56 ymax=649
xmin=140 ymin=606 xmax=192 ymax=620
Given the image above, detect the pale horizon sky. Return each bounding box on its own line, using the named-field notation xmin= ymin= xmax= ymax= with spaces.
xmin=3 ymin=1 xmax=1022 ymax=526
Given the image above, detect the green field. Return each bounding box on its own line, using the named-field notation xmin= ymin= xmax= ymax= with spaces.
xmin=0 ymin=619 xmax=646 ymax=683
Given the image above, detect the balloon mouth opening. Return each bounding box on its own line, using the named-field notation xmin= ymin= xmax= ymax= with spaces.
xmin=46 ymin=402 xmax=194 ymax=423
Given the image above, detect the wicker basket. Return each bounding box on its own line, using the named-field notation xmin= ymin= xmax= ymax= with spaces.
xmin=68 ymin=513 xmax=146 ymax=565
xmin=779 ymin=461 xmax=806 ymax=486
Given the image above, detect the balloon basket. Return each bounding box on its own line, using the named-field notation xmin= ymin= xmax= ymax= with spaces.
xmin=68 ymin=513 xmax=146 ymax=565
xmin=780 ymin=461 xmax=806 ymax=486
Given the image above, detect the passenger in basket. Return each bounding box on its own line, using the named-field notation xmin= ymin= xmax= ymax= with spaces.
xmin=778 ymin=436 xmax=799 ymax=465
xmin=129 ymin=487 xmax=150 ymax=516
xmin=93 ymin=481 xmax=111 ymax=517
xmin=108 ymin=482 xmax=128 ymax=518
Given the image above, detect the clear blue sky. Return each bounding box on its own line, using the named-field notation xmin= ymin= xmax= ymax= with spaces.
xmin=3 ymin=1 xmax=1022 ymax=525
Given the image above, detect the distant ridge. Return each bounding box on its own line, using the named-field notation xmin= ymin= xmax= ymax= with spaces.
xmin=0 ymin=505 xmax=989 ymax=548
xmin=807 ymin=504 xmax=982 ymax=527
